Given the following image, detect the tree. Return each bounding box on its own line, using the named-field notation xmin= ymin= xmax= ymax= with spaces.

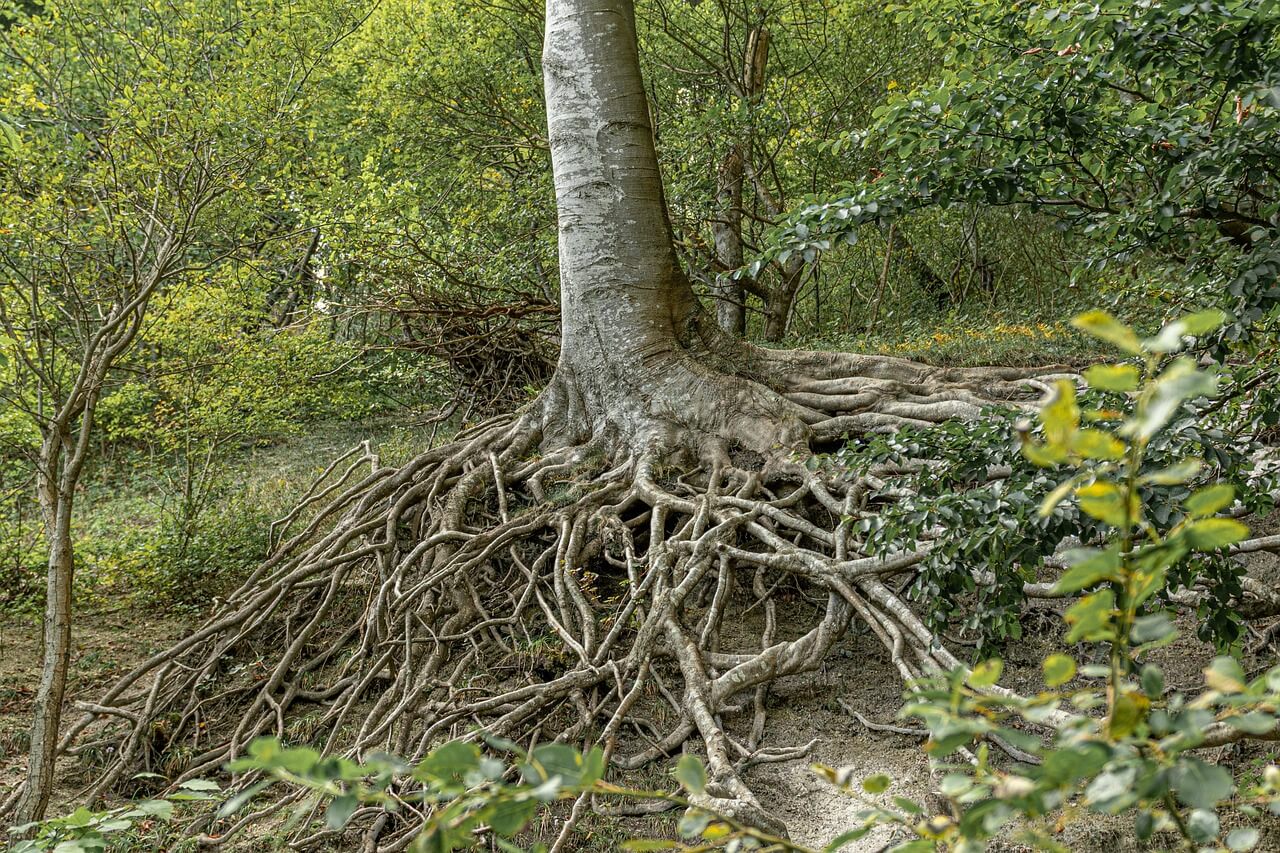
xmin=771 ymin=0 xmax=1280 ymax=339
xmin=0 ymin=0 xmax=369 ymax=821
xmin=50 ymin=0 xmax=1280 ymax=845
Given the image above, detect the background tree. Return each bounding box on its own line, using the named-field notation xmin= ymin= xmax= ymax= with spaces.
xmin=771 ymin=0 xmax=1280 ymax=339
xmin=0 ymin=0 xmax=369 ymax=820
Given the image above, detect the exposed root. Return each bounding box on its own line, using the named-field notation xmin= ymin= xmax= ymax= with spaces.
xmin=16 ymin=356 xmax=1079 ymax=842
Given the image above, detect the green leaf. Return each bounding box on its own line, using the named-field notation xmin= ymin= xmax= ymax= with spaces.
xmin=134 ymin=799 xmax=174 ymax=820
xmin=939 ymin=773 xmax=972 ymax=797
xmin=1186 ymin=808 xmax=1221 ymax=843
xmin=418 ymin=741 xmax=481 ymax=785
xmin=1043 ymin=654 xmax=1076 ymax=687
xmin=488 ymin=798 xmax=537 ymax=836
xmin=674 ymin=754 xmax=706 ymax=794
xmin=1141 ymin=665 xmax=1165 ymax=699
xmin=1185 ymin=484 xmax=1235 ymax=518
xmin=1075 ymin=481 xmax=1131 ymax=527
xmin=862 ymin=773 xmax=892 ymax=794
xmin=1083 ymin=363 xmax=1140 ymax=392
xmin=1071 ymin=428 xmax=1126 ymax=461
xmin=824 ymin=826 xmax=874 ymax=850
xmin=1038 ymin=475 xmax=1078 ymax=516
xmin=1205 ymin=657 xmax=1247 ymax=692
xmin=620 ymin=842 xmax=680 ymax=851
xmin=326 ymin=794 xmax=358 ymax=829
xmin=528 ymin=744 xmax=583 ymax=785
xmin=1131 ymin=612 xmax=1176 ymax=645
xmin=1052 ymin=548 xmax=1120 ymax=594
xmin=179 ymin=779 xmax=221 ymax=791
xmin=1223 ymin=713 xmax=1276 ymax=735
xmin=1172 ymin=758 xmax=1234 ymax=809
xmin=580 ymin=746 xmax=605 ymax=786
xmin=1065 ymin=589 xmax=1115 ymax=643
xmin=678 ymin=808 xmax=712 ymax=837
xmin=217 ymin=780 xmax=272 ymax=818
xmin=1179 ymin=309 xmax=1228 ymax=337
xmin=967 ymin=659 xmax=1003 ymax=688
xmin=1184 ymin=518 xmax=1247 ymax=550
xmin=1126 ymin=358 xmax=1219 ymax=441
xmin=1039 ymin=380 xmax=1081 ymax=448
xmin=1108 ymin=692 xmax=1144 ymax=739
xmin=1072 ymin=311 xmax=1141 ymax=354
xmin=892 ymin=796 xmax=924 ymax=814
xmin=1142 ymin=458 xmax=1202 ymax=485
xmin=1226 ymin=827 xmax=1260 ymax=851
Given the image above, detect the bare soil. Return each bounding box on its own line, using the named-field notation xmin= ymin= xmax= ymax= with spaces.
xmin=2 ymin=518 xmax=1278 ymax=851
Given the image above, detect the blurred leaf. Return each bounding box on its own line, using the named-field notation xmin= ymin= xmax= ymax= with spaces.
xmin=968 ymin=659 xmax=1003 ymax=688
xmin=674 ymin=754 xmax=706 ymax=794
xmin=1184 ymin=484 xmax=1235 ymax=518
xmin=862 ymin=773 xmax=892 ymax=794
xmin=1184 ymin=518 xmax=1247 ymax=550
xmin=1172 ymin=758 xmax=1233 ymax=809
xmin=1043 ymin=653 xmax=1077 ymax=687
xmin=1072 ymin=311 xmax=1141 ymax=354
xmin=1083 ymin=363 xmax=1140 ymax=392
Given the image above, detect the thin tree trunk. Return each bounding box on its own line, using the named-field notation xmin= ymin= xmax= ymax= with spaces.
xmin=17 ymin=448 xmax=76 ymax=823
xmin=711 ymin=146 xmax=746 ymax=336
xmin=762 ymin=257 xmax=802 ymax=342
xmin=708 ymin=25 xmax=770 ymax=336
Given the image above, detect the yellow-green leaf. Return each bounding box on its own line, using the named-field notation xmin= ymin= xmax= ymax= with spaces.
xmin=1183 ymin=518 xmax=1247 ymax=550
xmin=1076 ymin=481 xmax=1132 ymax=527
xmin=1072 ymin=310 xmax=1141 ymax=354
xmin=1043 ymin=653 xmax=1077 ymax=687
xmin=1141 ymin=459 xmax=1202 ymax=485
xmin=1052 ymin=548 xmax=1120 ymax=594
xmin=1184 ymin=484 xmax=1234 ymax=518
xmin=1065 ymin=589 xmax=1116 ymax=643
xmin=968 ymin=659 xmax=1003 ymax=688
xmin=1204 ymin=657 xmax=1246 ymax=692
xmin=1040 ymin=379 xmax=1080 ymax=449
xmin=1071 ymin=428 xmax=1126 ymax=461
xmin=1083 ymin=363 xmax=1140 ymax=392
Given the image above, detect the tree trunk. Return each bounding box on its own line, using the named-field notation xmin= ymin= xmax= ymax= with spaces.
xmin=763 ymin=257 xmax=802 ymax=342
xmin=17 ymin=443 xmax=76 ymax=823
xmin=540 ymin=0 xmax=805 ymax=459
xmin=707 ymin=25 xmax=770 ymax=337
xmin=710 ymin=146 xmax=746 ymax=336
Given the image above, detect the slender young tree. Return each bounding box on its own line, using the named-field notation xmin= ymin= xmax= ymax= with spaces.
xmin=0 ymin=0 xmax=370 ymax=821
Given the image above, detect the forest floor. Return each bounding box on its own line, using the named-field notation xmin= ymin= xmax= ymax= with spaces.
xmin=4 ymin=512 xmax=1277 ymax=851
xmin=2 ymin=329 xmax=1276 ymax=851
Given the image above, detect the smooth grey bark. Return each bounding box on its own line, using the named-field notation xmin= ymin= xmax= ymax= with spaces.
xmin=541 ymin=0 xmax=718 ymax=451
xmin=543 ymin=0 xmax=695 ymax=358
xmin=539 ymin=0 xmax=810 ymax=459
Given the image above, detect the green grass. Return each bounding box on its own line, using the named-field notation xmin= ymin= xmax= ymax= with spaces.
xmin=798 ymin=315 xmax=1106 ymax=368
